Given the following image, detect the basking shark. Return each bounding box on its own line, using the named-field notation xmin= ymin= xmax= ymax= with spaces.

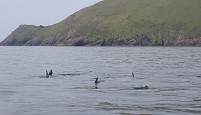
xmin=95 ymin=77 xmax=101 ymax=89
xmin=49 ymin=70 xmax=53 ymax=76
xmin=132 ymin=72 xmax=134 ymax=79
xmin=46 ymin=70 xmax=49 ymax=78
xmin=45 ymin=70 xmax=53 ymax=78
xmin=134 ymin=85 xmax=149 ymax=90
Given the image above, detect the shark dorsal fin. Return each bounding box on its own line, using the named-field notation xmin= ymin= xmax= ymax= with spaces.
xmin=46 ymin=70 xmax=49 ymax=78
xmin=49 ymin=70 xmax=53 ymax=76
xmin=132 ymin=72 xmax=134 ymax=78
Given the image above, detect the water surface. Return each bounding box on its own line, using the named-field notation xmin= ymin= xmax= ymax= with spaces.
xmin=0 ymin=46 xmax=201 ymax=115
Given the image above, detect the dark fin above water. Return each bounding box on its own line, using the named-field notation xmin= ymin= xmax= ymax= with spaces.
xmin=134 ymin=85 xmax=149 ymax=90
xmin=132 ymin=72 xmax=134 ymax=78
xmin=95 ymin=77 xmax=98 ymax=85
xmin=95 ymin=77 xmax=101 ymax=85
xmin=49 ymin=70 xmax=53 ymax=76
xmin=95 ymin=77 xmax=101 ymax=89
xmin=46 ymin=70 xmax=49 ymax=78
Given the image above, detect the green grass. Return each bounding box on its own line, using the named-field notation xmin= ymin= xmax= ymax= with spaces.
xmin=2 ymin=0 xmax=201 ymax=46
xmin=55 ymin=0 xmax=201 ymax=42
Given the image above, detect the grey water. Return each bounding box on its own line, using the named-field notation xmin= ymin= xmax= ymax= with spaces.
xmin=0 ymin=46 xmax=201 ymax=115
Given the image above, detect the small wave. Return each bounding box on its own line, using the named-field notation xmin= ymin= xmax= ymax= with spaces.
xmin=120 ymin=113 xmax=158 ymax=115
xmin=38 ymin=75 xmax=59 ymax=78
xmin=34 ymin=73 xmax=82 ymax=78
xmin=119 ymin=87 xmax=135 ymax=91
xmin=0 ymin=90 xmax=18 ymax=95
xmin=177 ymin=74 xmax=184 ymax=77
xmin=195 ymin=75 xmax=201 ymax=78
xmin=72 ymin=86 xmax=93 ymax=90
xmin=72 ymin=86 xmax=105 ymax=91
xmin=193 ymin=99 xmax=201 ymax=102
xmin=97 ymin=102 xmax=139 ymax=111
xmin=58 ymin=73 xmax=81 ymax=76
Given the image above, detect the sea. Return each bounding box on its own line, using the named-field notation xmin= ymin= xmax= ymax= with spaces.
xmin=0 ymin=46 xmax=200 ymax=115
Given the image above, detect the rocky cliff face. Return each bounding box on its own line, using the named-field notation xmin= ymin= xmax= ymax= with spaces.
xmin=1 ymin=0 xmax=201 ymax=46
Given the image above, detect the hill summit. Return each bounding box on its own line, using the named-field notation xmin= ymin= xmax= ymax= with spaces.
xmin=1 ymin=0 xmax=201 ymax=46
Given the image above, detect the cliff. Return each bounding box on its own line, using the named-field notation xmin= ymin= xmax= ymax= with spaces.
xmin=1 ymin=0 xmax=201 ymax=46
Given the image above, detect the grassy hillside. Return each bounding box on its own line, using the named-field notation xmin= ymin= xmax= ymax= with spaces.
xmin=1 ymin=0 xmax=201 ymax=46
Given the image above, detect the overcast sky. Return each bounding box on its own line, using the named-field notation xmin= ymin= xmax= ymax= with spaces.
xmin=0 ymin=0 xmax=102 ymax=41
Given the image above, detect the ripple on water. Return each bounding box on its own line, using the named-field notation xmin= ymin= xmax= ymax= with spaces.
xmin=0 ymin=90 xmax=18 ymax=95
xmin=0 ymin=47 xmax=201 ymax=115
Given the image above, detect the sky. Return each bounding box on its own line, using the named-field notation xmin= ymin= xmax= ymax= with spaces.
xmin=0 ymin=0 xmax=102 ymax=41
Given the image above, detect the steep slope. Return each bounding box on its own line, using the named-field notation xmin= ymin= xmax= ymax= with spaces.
xmin=1 ymin=0 xmax=201 ymax=46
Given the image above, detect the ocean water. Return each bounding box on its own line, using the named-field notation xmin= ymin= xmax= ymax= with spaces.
xmin=0 ymin=46 xmax=200 ymax=115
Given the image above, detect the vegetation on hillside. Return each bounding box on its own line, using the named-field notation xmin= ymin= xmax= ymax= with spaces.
xmin=1 ymin=0 xmax=201 ymax=46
